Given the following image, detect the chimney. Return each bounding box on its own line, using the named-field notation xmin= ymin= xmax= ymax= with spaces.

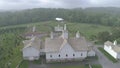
xmin=76 ymin=31 xmax=80 ymax=38
xmin=50 ymin=32 xmax=54 ymax=39
xmin=113 ymin=40 xmax=117 ymax=45
xmin=62 ymin=30 xmax=68 ymax=39
xmin=64 ymin=24 xmax=67 ymax=31
xmin=31 ymin=26 xmax=36 ymax=37
xmin=33 ymin=26 xmax=36 ymax=32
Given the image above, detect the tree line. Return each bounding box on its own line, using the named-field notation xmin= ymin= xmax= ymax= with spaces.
xmin=0 ymin=7 xmax=120 ymax=26
xmin=91 ymin=27 xmax=120 ymax=44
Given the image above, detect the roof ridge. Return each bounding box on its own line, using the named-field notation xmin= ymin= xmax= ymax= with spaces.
xmin=23 ymin=36 xmax=41 ymax=50
xmin=59 ymin=39 xmax=74 ymax=51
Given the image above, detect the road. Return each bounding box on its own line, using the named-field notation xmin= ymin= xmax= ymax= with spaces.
xmin=94 ymin=45 xmax=120 ymax=68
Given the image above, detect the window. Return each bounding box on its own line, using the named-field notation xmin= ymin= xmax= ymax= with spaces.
xmin=58 ymin=54 xmax=60 ymax=57
xmin=50 ymin=55 xmax=52 ymax=57
xmin=66 ymin=54 xmax=68 ymax=57
xmin=81 ymin=53 xmax=83 ymax=56
xmin=73 ymin=54 xmax=75 ymax=56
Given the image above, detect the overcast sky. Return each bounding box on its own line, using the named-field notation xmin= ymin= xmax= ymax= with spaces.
xmin=0 ymin=0 xmax=120 ymax=10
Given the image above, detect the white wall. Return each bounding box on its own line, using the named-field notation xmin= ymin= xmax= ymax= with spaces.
xmin=88 ymin=50 xmax=95 ymax=57
xmin=46 ymin=43 xmax=87 ymax=61
xmin=46 ymin=51 xmax=87 ymax=60
xmin=23 ymin=47 xmax=40 ymax=60
xmin=117 ymin=53 xmax=120 ymax=59
xmin=104 ymin=45 xmax=117 ymax=59
xmin=55 ymin=27 xmax=63 ymax=31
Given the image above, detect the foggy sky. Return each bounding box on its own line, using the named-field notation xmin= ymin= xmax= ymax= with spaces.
xmin=0 ymin=0 xmax=120 ymax=10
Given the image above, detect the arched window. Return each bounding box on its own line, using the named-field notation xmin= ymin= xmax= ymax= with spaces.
xmin=81 ymin=53 xmax=83 ymax=56
xmin=66 ymin=54 xmax=68 ymax=57
xmin=73 ymin=54 xmax=75 ymax=56
xmin=58 ymin=54 xmax=60 ymax=57
xmin=50 ymin=55 xmax=52 ymax=57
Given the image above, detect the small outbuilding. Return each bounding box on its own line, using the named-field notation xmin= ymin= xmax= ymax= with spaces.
xmin=104 ymin=40 xmax=120 ymax=59
xmin=55 ymin=18 xmax=64 ymax=23
xmin=22 ymin=36 xmax=41 ymax=61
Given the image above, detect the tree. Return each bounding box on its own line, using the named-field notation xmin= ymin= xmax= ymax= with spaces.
xmin=0 ymin=8 xmax=120 ymax=26
xmin=97 ymin=31 xmax=111 ymax=42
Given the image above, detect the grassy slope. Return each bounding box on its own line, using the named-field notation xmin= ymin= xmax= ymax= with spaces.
xmin=67 ymin=22 xmax=111 ymax=39
xmin=1 ymin=21 xmax=111 ymax=39
xmin=0 ymin=27 xmax=25 ymax=68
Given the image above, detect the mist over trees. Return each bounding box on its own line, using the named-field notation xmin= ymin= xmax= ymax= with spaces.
xmin=0 ymin=7 xmax=120 ymax=26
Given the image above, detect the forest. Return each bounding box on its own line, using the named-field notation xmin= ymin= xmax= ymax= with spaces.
xmin=0 ymin=7 xmax=120 ymax=27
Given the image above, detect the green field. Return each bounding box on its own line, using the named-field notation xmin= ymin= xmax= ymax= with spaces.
xmin=1 ymin=21 xmax=111 ymax=39
xmin=98 ymin=47 xmax=118 ymax=63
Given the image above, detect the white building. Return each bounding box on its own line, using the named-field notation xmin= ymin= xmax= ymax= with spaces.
xmin=104 ymin=40 xmax=120 ymax=59
xmin=54 ymin=24 xmax=63 ymax=32
xmin=22 ymin=24 xmax=95 ymax=62
xmin=88 ymin=45 xmax=95 ymax=57
xmin=45 ymin=24 xmax=95 ymax=63
xmin=22 ymin=36 xmax=41 ymax=61
xmin=55 ymin=18 xmax=64 ymax=22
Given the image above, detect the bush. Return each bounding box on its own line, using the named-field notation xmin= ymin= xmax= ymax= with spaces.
xmin=19 ymin=60 xmax=28 ymax=68
xmin=92 ymin=64 xmax=102 ymax=68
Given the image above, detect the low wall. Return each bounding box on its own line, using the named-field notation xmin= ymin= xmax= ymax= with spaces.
xmin=46 ymin=58 xmax=85 ymax=63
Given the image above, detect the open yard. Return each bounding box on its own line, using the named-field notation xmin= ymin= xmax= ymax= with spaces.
xmin=1 ymin=21 xmax=112 ymax=40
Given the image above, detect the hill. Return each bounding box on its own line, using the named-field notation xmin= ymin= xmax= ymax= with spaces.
xmin=0 ymin=7 xmax=120 ymax=27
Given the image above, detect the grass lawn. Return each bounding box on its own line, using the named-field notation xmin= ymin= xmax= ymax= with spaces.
xmin=19 ymin=60 xmax=29 ymax=68
xmin=67 ymin=22 xmax=111 ymax=39
xmin=98 ymin=47 xmax=118 ymax=63
xmin=86 ymin=55 xmax=98 ymax=60
xmin=0 ymin=21 xmax=111 ymax=36
xmin=91 ymin=64 xmax=102 ymax=68
xmin=32 ymin=58 xmax=42 ymax=64
xmin=0 ymin=21 xmax=112 ymax=41
xmin=14 ymin=21 xmax=111 ymax=41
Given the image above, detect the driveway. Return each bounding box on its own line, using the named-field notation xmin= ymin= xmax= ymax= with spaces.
xmin=94 ymin=45 xmax=120 ymax=68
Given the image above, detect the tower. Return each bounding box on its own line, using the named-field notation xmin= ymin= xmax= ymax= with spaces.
xmin=33 ymin=26 xmax=36 ymax=32
xmin=50 ymin=32 xmax=53 ymax=39
xmin=62 ymin=24 xmax=68 ymax=39
xmin=113 ymin=40 xmax=117 ymax=45
xmin=64 ymin=24 xmax=67 ymax=31
xmin=76 ymin=31 xmax=80 ymax=38
xmin=31 ymin=26 xmax=36 ymax=37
